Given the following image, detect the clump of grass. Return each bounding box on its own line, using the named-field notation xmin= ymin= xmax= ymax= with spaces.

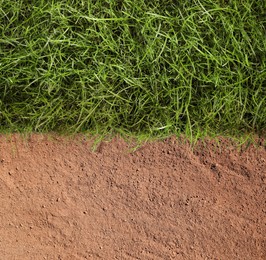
xmin=0 ymin=0 xmax=265 ymax=139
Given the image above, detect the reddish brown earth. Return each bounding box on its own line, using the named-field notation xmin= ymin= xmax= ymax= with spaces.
xmin=0 ymin=134 xmax=265 ymax=260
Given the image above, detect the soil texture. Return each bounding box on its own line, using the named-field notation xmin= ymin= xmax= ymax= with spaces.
xmin=0 ymin=134 xmax=265 ymax=259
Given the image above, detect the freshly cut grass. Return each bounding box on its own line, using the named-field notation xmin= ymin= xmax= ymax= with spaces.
xmin=0 ymin=0 xmax=265 ymax=139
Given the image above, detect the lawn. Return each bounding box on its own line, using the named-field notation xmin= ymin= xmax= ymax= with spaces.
xmin=0 ymin=0 xmax=265 ymax=140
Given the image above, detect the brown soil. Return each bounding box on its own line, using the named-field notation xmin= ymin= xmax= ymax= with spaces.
xmin=0 ymin=134 xmax=265 ymax=260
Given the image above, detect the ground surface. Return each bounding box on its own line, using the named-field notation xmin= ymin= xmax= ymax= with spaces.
xmin=0 ymin=134 xmax=265 ymax=260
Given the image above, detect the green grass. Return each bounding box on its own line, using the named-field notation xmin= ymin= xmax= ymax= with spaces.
xmin=0 ymin=0 xmax=265 ymax=140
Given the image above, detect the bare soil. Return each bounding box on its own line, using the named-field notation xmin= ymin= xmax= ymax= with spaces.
xmin=0 ymin=134 xmax=265 ymax=260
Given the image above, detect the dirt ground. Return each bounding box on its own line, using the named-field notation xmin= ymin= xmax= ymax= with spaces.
xmin=0 ymin=134 xmax=265 ymax=260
